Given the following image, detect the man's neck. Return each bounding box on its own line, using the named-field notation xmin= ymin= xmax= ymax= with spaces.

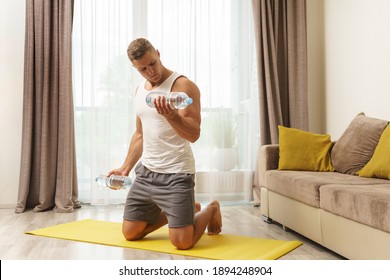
xmin=148 ymin=67 xmax=173 ymax=89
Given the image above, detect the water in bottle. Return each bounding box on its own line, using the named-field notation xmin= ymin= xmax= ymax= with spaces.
xmin=145 ymin=91 xmax=193 ymax=109
xmin=95 ymin=175 xmax=132 ymax=190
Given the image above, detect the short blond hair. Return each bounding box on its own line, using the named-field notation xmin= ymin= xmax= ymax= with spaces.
xmin=127 ymin=38 xmax=155 ymax=61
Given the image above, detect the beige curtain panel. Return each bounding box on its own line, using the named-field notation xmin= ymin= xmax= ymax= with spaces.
xmin=251 ymin=0 xmax=308 ymax=202
xmin=15 ymin=0 xmax=80 ymax=213
xmin=252 ymin=0 xmax=308 ymax=145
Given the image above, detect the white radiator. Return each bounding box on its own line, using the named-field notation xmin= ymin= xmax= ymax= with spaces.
xmin=195 ymin=170 xmax=253 ymax=202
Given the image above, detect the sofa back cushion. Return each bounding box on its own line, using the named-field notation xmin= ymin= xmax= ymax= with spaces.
xmin=357 ymin=124 xmax=390 ymax=179
xmin=331 ymin=112 xmax=388 ymax=175
xmin=278 ymin=125 xmax=334 ymax=172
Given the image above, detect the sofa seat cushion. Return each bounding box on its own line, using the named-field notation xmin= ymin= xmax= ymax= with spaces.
xmin=265 ymin=170 xmax=390 ymax=208
xmin=320 ymin=184 xmax=390 ymax=233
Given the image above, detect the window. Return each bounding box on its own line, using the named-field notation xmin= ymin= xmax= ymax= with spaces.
xmin=72 ymin=0 xmax=259 ymax=204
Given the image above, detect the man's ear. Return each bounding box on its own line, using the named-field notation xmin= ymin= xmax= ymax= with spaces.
xmin=156 ymin=49 xmax=160 ymax=57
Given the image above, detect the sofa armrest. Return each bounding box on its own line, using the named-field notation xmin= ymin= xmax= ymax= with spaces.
xmin=258 ymin=144 xmax=279 ymax=187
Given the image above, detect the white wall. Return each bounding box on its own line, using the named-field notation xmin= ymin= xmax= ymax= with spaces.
xmin=0 ymin=1 xmax=25 ymax=207
xmin=323 ymin=0 xmax=390 ymax=139
xmin=308 ymin=0 xmax=390 ymax=139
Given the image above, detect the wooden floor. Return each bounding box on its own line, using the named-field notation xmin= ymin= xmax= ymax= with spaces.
xmin=0 ymin=202 xmax=344 ymax=260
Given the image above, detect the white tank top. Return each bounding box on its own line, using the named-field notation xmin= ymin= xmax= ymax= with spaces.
xmin=135 ymin=72 xmax=196 ymax=174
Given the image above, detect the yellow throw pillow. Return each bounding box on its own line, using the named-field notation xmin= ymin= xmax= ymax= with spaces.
xmin=278 ymin=126 xmax=334 ymax=171
xmin=357 ymin=125 xmax=390 ymax=179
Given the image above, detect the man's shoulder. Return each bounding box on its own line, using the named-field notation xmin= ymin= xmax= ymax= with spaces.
xmin=175 ymin=74 xmax=190 ymax=83
xmin=173 ymin=75 xmax=198 ymax=90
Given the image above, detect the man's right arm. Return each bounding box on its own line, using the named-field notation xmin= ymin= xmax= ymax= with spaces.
xmin=108 ymin=116 xmax=143 ymax=177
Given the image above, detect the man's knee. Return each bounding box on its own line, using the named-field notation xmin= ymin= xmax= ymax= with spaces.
xmin=122 ymin=230 xmax=144 ymax=241
xmin=171 ymin=236 xmax=194 ymax=250
xmin=169 ymin=226 xmax=194 ymax=250
xmin=122 ymin=220 xmax=146 ymax=241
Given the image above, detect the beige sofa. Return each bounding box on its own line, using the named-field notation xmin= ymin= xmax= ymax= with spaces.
xmin=258 ymin=113 xmax=390 ymax=259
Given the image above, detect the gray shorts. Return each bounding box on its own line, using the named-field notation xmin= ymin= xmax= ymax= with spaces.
xmin=123 ymin=163 xmax=195 ymax=228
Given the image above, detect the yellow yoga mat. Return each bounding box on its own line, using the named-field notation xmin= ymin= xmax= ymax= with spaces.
xmin=26 ymin=219 xmax=302 ymax=260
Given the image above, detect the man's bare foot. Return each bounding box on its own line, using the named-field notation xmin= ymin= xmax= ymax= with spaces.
xmin=195 ymin=202 xmax=201 ymax=213
xmin=207 ymin=201 xmax=222 ymax=235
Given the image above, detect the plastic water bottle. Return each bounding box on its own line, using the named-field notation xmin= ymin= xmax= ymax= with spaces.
xmin=95 ymin=175 xmax=132 ymax=190
xmin=145 ymin=91 xmax=193 ymax=109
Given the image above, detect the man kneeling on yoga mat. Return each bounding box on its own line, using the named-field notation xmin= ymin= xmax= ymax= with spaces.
xmin=107 ymin=38 xmax=222 ymax=250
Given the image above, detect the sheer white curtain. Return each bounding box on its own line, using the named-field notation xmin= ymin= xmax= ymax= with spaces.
xmin=72 ymin=0 xmax=139 ymax=204
xmin=72 ymin=0 xmax=259 ymax=204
